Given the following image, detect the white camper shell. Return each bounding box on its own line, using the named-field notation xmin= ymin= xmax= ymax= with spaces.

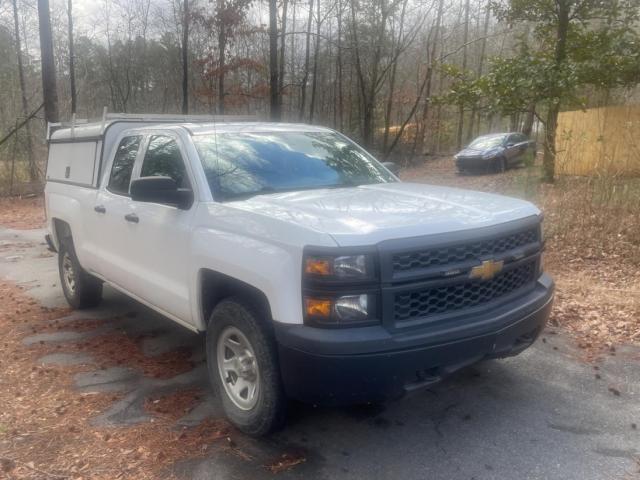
xmin=46 ymin=113 xmax=254 ymax=188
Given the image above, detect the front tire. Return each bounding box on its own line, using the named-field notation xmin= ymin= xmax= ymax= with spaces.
xmin=494 ymin=156 xmax=507 ymax=173
xmin=58 ymin=239 xmax=102 ymax=309
xmin=206 ymin=298 xmax=286 ymax=436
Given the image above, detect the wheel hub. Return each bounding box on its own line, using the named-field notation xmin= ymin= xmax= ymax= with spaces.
xmin=217 ymin=326 xmax=260 ymax=410
xmin=61 ymin=252 xmax=76 ymax=294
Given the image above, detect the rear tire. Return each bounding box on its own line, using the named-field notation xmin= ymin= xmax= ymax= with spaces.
xmin=58 ymin=239 xmax=102 ymax=309
xmin=206 ymin=298 xmax=286 ymax=436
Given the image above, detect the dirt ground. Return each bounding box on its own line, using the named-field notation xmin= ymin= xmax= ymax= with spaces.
xmin=0 ymin=196 xmax=45 ymax=230
xmin=0 ymin=158 xmax=639 ymax=479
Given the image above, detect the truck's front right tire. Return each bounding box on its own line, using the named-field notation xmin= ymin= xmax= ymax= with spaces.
xmin=206 ymin=298 xmax=286 ymax=436
xmin=58 ymin=240 xmax=103 ymax=309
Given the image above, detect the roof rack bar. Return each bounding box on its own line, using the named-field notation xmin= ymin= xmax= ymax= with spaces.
xmin=103 ymin=113 xmax=255 ymax=122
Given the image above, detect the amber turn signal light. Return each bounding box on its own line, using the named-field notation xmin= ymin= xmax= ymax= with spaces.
xmin=304 ymin=297 xmax=332 ymax=317
xmin=304 ymin=257 xmax=331 ymax=276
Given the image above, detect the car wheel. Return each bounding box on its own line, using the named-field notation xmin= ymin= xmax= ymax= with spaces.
xmin=58 ymin=239 xmax=103 ymax=309
xmin=206 ymin=298 xmax=286 ymax=436
xmin=494 ymin=156 xmax=507 ymax=173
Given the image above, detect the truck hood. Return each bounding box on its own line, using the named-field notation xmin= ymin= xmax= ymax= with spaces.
xmin=232 ymin=182 xmax=540 ymax=246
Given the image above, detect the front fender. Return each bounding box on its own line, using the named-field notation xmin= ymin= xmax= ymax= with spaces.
xmin=190 ymin=228 xmax=303 ymax=330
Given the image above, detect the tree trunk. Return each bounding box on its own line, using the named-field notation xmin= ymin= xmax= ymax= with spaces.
xmin=308 ymin=0 xmax=321 ymax=123
xmin=336 ymin=0 xmax=344 ymax=131
xmin=543 ymin=103 xmax=559 ymax=181
xmin=37 ymin=0 xmax=59 ymax=124
xmin=67 ymin=0 xmax=77 ymax=115
xmin=218 ymin=24 xmax=226 ymax=114
xmin=13 ymin=0 xmax=38 ymax=182
xmin=299 ymin=0 xmax=314 ymax=120
xmin=181 ymin=0 xmax=189 ymax=114
xmin=543 ymin=1 xmax=570 ymax=182
xmin=278 ymin=0 xmax=288 ymax=111
xmin=466 ymin=0 xmax=490 ymax=143
xmin=268 ymin=0 xmax=281 ymax=120
xmin=415 ymin=0 xmax=443 ymax=156
xmin=522 ymin=103 xmax=535 ymax=136
xmin=289 ymin=0 xmax=296 ymax=116
xmin=456 ymin=0 xmax=470 ymax=150
xmin=383 ymin=0 xmax=408 ymax=156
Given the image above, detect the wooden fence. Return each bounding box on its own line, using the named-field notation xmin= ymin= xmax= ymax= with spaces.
xmin=556 ymin=105 xmax=640 ymax=176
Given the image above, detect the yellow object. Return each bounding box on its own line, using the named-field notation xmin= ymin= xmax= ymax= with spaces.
xmin=305 ymin=257 xmax=331 ymax=276
xmin=469 ymin=260 xmax=504 ymax=281
xmin=304 ymin=298 xmax=332 ymax=317
xmin=556 ymin=105 xmax=640 ymax=176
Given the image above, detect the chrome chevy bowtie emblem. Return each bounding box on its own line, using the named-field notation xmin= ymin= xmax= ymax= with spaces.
xmin=469 ymin=259 xmax=504 ymax=280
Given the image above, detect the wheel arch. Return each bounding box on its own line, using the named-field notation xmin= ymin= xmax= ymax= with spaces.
xmin=197 ymin=269 xmax=273 ymax=331
xmin=51 ymin=218 xmax=72 ymax=248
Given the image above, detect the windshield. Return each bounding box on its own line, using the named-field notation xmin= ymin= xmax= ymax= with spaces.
xmin=468 ymin=135 xmax=506 ymax=149
xmin=194 ymin=131 xmax=396 ymax=201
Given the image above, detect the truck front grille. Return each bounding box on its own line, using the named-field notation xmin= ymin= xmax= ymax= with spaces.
xmin=392 ymin=227 xmax=538 ymax=274
xmin=393 ymin=260 xmax=537 ymax=323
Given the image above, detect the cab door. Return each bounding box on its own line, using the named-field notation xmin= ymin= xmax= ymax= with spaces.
xmin=83 ymin=135 xmax=143 ymax=283
xmin=124 ymin=133 xmax=197 ymax=325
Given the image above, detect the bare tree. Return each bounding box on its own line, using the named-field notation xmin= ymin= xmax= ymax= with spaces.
xmin=466 ymin=0 xmax=491 ymax=141
xmin=278 ymin=0 xmax=289 ymax=105
xmin=268 ymin=0 xmax=280 ymax=119
xmin=12 ymin=0 xmax=38 ymax=181
xmin=182 ymin=0 xmax=189 ymax=114
xmin=308 ymin=0 xmax=321 ymax=122
xmin=67 ymin=0 xmax=77 ymax=114
xmin=299 ymin=0 xmax=314 ymax=120
xmin=456 ymin=0 xmax=470 ymax=149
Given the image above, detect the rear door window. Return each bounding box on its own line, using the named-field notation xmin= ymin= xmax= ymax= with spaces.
xmin=108 ymin=136 xmax=142 ymax=196
xmin=140 ymin=135 xmax=190 ymax=188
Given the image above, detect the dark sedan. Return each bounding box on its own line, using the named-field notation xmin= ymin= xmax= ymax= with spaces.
xmin=454 ymin=133 xmax=535 ymax=174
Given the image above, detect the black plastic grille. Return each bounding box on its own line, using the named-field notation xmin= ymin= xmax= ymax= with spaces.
xmin=392 ymin=228 xmax=538 ymax=273
xmin=394 ymin=261 xmax=536 ymax=322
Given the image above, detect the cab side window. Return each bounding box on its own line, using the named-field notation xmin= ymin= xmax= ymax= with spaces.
xmin=140 ymin=135 xmax=190 ymax=188
xmin=108 ymin=135 xmax=142 ymax=196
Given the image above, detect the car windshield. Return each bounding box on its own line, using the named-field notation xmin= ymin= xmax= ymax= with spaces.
xmin=194 ymin=131 xmax=396 ymax=201
xmin=468 ymin=135 xmax=506 ymax=149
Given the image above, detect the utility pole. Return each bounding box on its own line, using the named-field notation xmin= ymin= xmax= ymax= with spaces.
xmin=37 ymin=0 xmax=59 ymax=123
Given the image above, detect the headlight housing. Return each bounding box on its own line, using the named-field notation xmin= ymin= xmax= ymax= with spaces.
xmin=304 ymin=253 xmax=376 ymax=282
xmin=302 ymin=250 xmax=379 ymax=326
xmin=303 ymin=293 xmax=377 ymax=326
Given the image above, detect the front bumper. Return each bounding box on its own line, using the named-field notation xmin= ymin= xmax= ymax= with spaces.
xmin=274 ymin=274 xmax=554 ymax=405
xmin=455 ymin=155 xmax=494 ymax=171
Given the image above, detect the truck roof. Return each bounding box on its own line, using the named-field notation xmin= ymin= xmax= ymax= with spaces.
xmin=182 ymin=122 xmax=334 ymax=136
xmin=49 ymin=121 xmax=333 ymax=142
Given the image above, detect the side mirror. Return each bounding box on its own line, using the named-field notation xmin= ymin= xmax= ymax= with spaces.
xmin=382 ymin=161 xmax=400 ymax=176
xmin=130 ymin=176 xmax=193 ymax=210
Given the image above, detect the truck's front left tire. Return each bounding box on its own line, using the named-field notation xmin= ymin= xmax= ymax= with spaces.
xmin=58 ymin=240 xmax=103 ymax=309
xmin=206 ymin=298 xmax=286 ymax=436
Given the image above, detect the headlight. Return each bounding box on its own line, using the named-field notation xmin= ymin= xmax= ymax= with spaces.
xmin=303 ymin=293 xmax=376 ymax=326
xmin=304 ymin=253 xmax=375 ymax=281
xmin=302 ymin=250 xmax=379 ymax=326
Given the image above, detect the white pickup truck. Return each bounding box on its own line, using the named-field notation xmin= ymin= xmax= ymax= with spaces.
xmin=45 ymin=115 xmax=554 ymax=435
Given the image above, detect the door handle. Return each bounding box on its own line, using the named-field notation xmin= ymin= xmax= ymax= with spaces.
xmin=94 ymin=205 xmax=106 ymax=214
xmin=124 ymin=213 xmax=139 ymax=223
